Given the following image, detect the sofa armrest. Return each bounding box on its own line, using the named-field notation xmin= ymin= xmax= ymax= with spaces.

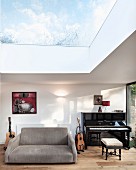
xmin=68 ymin=133 xmax=77 ymax=163
xmin=5 ymin=134 xmax=21 ymax=163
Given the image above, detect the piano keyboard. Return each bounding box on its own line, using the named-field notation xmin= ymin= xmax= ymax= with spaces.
xmin=89 ymin=127 xmax=129 ymax=131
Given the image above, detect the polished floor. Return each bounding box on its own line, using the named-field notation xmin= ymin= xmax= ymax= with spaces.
xmin=1 ymin=144 xmax=136 ymax=170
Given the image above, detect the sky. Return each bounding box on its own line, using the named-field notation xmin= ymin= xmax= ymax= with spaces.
xmin=0 ymin=0 xmax=117 ymax=46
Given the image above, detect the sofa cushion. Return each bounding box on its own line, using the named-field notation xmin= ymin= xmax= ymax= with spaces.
xmin=20 ymin=127 xmax=68 ymax=145
xmin=8 ymin=145 xmax=74 ymax=163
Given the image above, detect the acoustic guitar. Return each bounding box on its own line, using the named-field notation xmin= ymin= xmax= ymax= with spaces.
xmin=75 ymin=117 xmax=85 ymax=152
xmin=4 ymin=117 xmax=15 ymax=150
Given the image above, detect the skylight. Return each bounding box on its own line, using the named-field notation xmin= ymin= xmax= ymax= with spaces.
xmin=0 ymin=0 xmax=117 ymax=46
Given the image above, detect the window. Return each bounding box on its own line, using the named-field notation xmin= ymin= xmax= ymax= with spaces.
xmin=127 ymin=82 xmax=136 ymax=137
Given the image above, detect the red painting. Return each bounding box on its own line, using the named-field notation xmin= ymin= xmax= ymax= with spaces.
xmin=12 ymin=92 xmax=37 ymax=114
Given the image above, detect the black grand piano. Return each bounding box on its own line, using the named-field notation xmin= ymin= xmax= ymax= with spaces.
xmin=81 ymin=112 xmax=131 ymax=149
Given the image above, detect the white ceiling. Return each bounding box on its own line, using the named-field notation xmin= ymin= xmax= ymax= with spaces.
xmin=0 ymin=0 xmax=135 ymax=75
xmin=88 ymin=30 xmax=136 ymax=84
xmin=1 ymin=30 xmax=136 ymax=85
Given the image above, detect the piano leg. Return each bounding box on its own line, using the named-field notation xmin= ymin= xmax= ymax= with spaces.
xmin=126 ymin=131 xmax=130 ymax=149
xmin=86 ymin=131 xmax=89 ymax=149
xmin=121 ymin=131 xmax=130 ymax=149
xmin=84 ymin=132 xmax=87 ymax=149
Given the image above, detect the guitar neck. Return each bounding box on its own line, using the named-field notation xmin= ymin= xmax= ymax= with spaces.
xmin=76 ymin=117 xmax=82 ymax=133
xmin=9 ymin=124 xmax=12 ymax=136
xmin=8 ymin=117 xmax=12 ymax=136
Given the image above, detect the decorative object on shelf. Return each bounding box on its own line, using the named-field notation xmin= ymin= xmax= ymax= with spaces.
xmin=94 ymin=95 xmax=103 ymax=105
xmin=98 ymin=106 xmax=102 ymax=112
xmin=114 ymin=110 xmax=123 ymax=112
xmin=12 ymin=92 xmax=37 ymax=114
xmin=102 ymin=101 xmax=110 ymax=111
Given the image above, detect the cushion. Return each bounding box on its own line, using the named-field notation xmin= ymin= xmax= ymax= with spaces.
xmin=20 ymin=127 xmax=68 ymax=145
xmin=101 ymin=138 xmax=123 ymax=146
xmin=8 ymin=145 xmax=74 ymax=163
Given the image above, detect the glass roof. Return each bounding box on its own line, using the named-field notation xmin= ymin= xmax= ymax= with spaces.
xmin=0 ymin=0 xmax=117 ymax=46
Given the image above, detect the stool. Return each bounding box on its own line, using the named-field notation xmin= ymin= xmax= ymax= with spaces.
xmin=101 ymin=138 xmax=123 ymax=160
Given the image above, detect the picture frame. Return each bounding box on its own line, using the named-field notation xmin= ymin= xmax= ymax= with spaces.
xmin=12 ymin=92 xmax=37 ymax=114
xmin=94 ymin=95 xmax=103 ymax=105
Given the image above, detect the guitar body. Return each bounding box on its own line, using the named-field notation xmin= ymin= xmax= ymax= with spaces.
xmin=75 ymin=117 xmax=85 ymax=152
xmin=4 ymin=132 xmax=15 ymax=150
xmin=4 ymin=117 xmax=15 ymax=150
xmin=75 ymin=132 xmax=85 ymax=151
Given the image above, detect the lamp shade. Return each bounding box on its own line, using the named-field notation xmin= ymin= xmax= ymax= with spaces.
xmin=102 ymin=101 xmax=110 ymax=106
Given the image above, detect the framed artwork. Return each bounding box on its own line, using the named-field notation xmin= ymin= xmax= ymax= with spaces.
xmin=12 ymin=92 xmax=37 ymax=114
xmin=94 ymin=95 xmax=103 ymax=105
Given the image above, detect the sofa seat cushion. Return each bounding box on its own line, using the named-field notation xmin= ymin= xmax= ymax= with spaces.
xmin=8 ymin=145 xmax=74 ymax=163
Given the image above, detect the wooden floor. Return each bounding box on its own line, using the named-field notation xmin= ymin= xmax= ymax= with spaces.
xmin=1 ymin=144 xmax=136 ymax=170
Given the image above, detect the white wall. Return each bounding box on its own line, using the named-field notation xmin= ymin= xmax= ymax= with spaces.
xmin=101 ymin=86 xmax=126 ymax=112
xmin=0 ymin=82 xmax=126 ymax=143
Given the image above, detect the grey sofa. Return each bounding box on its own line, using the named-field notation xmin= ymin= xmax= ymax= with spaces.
xmin=5 ymin=127 xmax=77 ymax=164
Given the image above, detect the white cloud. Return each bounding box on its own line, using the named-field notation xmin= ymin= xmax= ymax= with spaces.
xmin=77 ymin=0 xmax=84 ymax=10
xmin=93 ymin=0 xmax=117 ymax=30
xmin=4 ymin=9 xmax=79 ymax=45
xmin=30 ymin=0 xmax=43 ymax=12
xmin=21 ymin=8 xmax=52 ymax=28
xmin=2 ymin=7 xmax=81 ymax=45
xmin=1 ymin=0 xmax=117 ymax=46
xmin=66 ymin=24 xmax=80 ymax=32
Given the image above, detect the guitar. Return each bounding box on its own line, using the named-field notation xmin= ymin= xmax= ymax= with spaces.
xmin=75 ymin=117 xmax=85 ymax=152
xmin=4 ymin=117 xmax=15 ymax=150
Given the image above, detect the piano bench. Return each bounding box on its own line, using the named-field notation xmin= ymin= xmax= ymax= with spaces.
xmin=101 ymin=138 xmax=123 ymax=160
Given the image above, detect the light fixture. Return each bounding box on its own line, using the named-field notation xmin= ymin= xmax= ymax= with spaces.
xmin=54 ymin=90 xmax=68 ymax=97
